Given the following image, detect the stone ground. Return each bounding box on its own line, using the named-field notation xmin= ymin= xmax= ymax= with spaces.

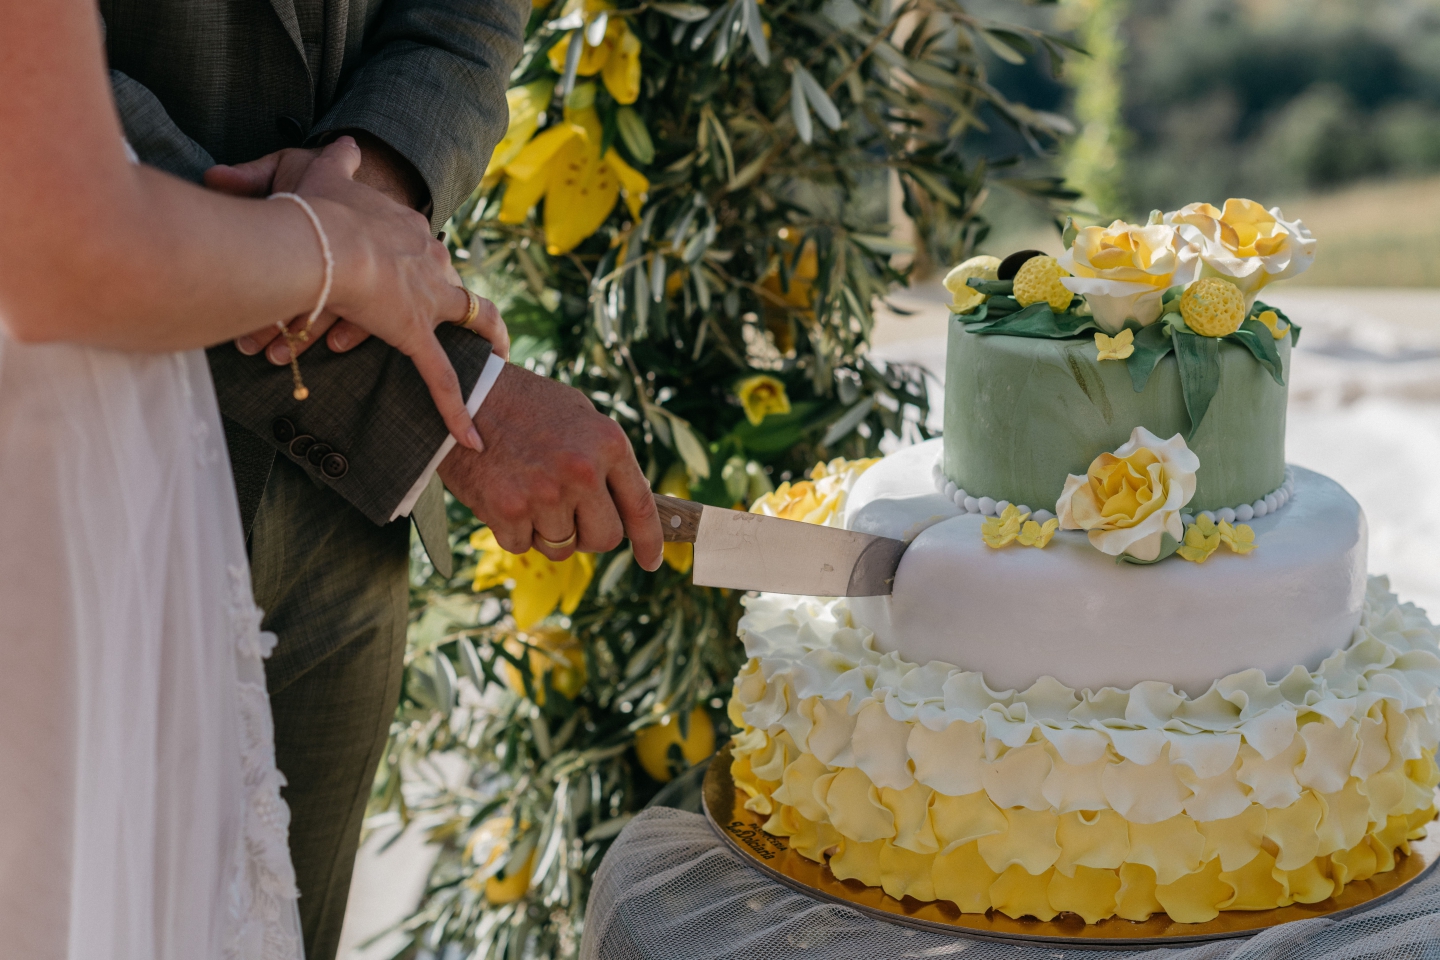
xmin=337 ymin=286 xmax=1440 ymax=958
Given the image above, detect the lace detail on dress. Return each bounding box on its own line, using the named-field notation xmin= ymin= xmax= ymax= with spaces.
xmin=224 ymin=565 xmax=305 ymax=960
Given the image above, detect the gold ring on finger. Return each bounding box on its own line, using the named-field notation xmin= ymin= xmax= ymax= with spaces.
xmin=457 ymin=289 xmax=481 ymax=332
xmin=534 ymin=530 xmax=578 ymax=551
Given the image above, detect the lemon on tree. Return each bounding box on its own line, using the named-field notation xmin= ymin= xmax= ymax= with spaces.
xmin=465 ymin=817 xmax=536 ymax=905
xmin=499 ymin=624 xmax=587 ymax=706
xmin=634 ymin=708 xmax=715 ymax=782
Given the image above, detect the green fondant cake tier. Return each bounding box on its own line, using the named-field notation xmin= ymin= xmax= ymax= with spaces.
xmin=942 ymin=322 xmax=1289 ymax=513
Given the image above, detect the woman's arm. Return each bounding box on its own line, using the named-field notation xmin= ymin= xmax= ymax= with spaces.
xmin=0 ymin=0 xmax=482 ymax=447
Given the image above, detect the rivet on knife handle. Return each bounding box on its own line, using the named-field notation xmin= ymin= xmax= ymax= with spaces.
xmin=655 ymin=494 xmax=702 ymax=543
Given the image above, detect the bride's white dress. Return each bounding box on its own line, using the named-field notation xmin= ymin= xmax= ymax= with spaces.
xmin=0 ymin=337 xmax=305 ymax=959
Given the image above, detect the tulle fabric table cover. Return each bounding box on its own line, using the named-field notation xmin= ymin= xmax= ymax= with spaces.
xmin=582 ymin=807 xmax=1440 ymax=960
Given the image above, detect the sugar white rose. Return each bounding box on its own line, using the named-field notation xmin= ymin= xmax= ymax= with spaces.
xmin=1056 ymin=220 xmax=1199 ymax=333
xmin=1164 ymin=199 xmax=1316 ymax=307
xmin=1055 ymin=427 xmax=1199 ymax=562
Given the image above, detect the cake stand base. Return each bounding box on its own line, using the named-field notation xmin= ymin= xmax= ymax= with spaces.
xmin=702 ymin=741 xmax=1440 ymax=949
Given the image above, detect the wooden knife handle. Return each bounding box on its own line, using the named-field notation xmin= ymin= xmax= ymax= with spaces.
xmin=655 ymin=494 xmax=703 ymax=543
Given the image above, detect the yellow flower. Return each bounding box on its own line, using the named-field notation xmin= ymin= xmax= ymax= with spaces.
xmin=634 ymin=707 xmax=715 ymax=782
xmin=481 ymin=79 xmax=555 ymax=190
xmin=982 ymin=504 xmax=1026 ymax=548
xmin=1219 ymin=519 xmax=1257 ymax=555
xmin=464 ymin=817 xmax=535 ymax=904
xmin=1165 ymin=199 xmax=1316 ymax=306
xmin=546 ymin=0 xmax=642 ymax=105
xmin=1180 ymin=277 xmax=1246 ymax=337
xmin=658 ymin=462 xmax=693 ymax=574
xmin=736 ymin=374 xmax=791 ymax=426
xmin=759 ymin=227 xmax=819 ymax=320
xmin=470 ymin=527 xmax=595 ymax=630
xmin=1177 ymin=514 xmax=1221 ymax=563
xmin=1012 ymin=255 xmax=1075 ymax=312
xmin=499 ymin=625 xmax=588 ymax=705
xmin=1057 ymin=220 xmax=1199 ymax=331
xmin=1257 ymin=309 xmax=1289 ymax=340
xmin=1094 ymin=327 xmax=1135 ymax=361
xmin=1056 ymin=427 xmax=1199 ymax=561
xmin=942 ymin=254 xmax=1002 ymax=314
xmin=497 ymin=84 xmax=649 ymax=254
xmin=750 ymin=457 xmax=879 ymax=527
xmin=1017 ymin=517 xmax=1059 ymax=548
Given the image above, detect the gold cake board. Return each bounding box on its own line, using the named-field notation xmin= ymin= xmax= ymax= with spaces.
xmin=702 ymin=741 xmax=1440 ymax=950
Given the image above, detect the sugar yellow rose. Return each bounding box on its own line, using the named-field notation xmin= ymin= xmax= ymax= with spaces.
xmin=1055 ymin=427 xmax=1199 ymax=562
xmin=1056 ymin=220 xmax=1198 ymax=332
xmin=1164 ymin=199 xmax=1316 ymax=307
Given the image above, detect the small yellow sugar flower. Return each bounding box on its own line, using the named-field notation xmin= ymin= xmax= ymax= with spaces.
xmin=1257 ymin=309 xmax=1289 ymax=340
xmin=1017 ymin=517 xmax=1058 ymax=548
xmin=1012 ymin=255 xmax=1075 ymax=312
xmin=1180 ymin=278 xmax=1246 ymax=337
xmin=736 ymin=374 xmax=791 ymax=426
xmin=1219 ymin=519 xmax=1257 ymax=555
xmin=1095 ymin=327 xmax=1135 ymax=361
xmin=1177 ymin=514 xmax=1220 ymax=563
xmin=982 ymin=504 xmax=1026 ymax=548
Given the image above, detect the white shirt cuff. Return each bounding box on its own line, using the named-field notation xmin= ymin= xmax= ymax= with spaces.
xmin=390 ymin=351 xmax=506 ymax=522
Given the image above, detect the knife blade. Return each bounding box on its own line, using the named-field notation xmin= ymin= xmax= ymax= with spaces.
xmin=654 ymin=494 xmax=906 ymax=596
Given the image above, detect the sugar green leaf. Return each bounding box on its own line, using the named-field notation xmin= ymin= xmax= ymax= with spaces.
xmin=1172 ymin=331 xmax=1220 ymax=438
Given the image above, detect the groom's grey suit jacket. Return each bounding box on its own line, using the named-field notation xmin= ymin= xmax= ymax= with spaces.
xmin=103 ymin=0 xmax=526 ymax=576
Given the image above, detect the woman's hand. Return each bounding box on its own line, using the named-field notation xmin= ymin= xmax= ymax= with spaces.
xmin=283 ymin=138 xmax=508 ymax=450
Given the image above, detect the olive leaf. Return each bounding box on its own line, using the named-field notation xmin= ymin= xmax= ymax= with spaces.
xmin=650 ymin=2 xmax=710 ymax=21
xmin=790 ymin=69 xmax=814 ymax=144
xmin=794 ymin=66 xmax=841 ymax=130
xmin=616 ymin=106 xmax=655 ymax=164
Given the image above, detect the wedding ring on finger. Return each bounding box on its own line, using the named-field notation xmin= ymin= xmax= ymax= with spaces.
xmin=457 ymin=289 xmax=481 ymax=332
xmin=535 ymin=530 xmax=578 ymax=551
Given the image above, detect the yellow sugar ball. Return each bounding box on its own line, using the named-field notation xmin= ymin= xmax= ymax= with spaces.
xmin=1180 ymin=278 xmax=1246 ymax=337
xmin=1011 ymin=255 xmax=1074 ymax=312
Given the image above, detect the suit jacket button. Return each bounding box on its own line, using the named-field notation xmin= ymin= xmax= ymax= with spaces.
xmin=276 ymin=115 xmax=307 ymax=146
xmin=272 ymin=417 xmax=296 ymax=444
xmin=306 ymin=442 xmax=333 ymax=466
xmin=321 ymin=452 xmax=349 ymax=479
xmin=289 ymin=434 xmax=316 ymax=458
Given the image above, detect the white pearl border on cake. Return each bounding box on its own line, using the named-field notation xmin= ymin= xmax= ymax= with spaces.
xmin=930 ymin=457 xmax=1295 ymax=526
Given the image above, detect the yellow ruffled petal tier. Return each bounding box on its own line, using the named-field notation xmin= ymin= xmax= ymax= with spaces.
xmin=732 ymin=729 xmax=1438 ymax=925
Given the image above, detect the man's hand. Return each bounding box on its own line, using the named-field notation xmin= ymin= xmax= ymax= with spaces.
xmin=438 ymin=364 xmax=664 ymax=572
xmin=205 ymin=131 xmax=449 ymax=363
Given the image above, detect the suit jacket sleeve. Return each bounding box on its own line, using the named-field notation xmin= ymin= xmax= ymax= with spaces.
xmin=109 ymin=69 xmax=215 ymax=182
xmin=109 ymin=66 xmax=499 ymax=528
xmin=312 ymin=0 xmax=528 ymax=230
xmin=207 ymin=325 xmax=494 ymax=526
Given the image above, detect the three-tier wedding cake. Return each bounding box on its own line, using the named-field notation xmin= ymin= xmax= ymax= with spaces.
xmin=728 ymin=201 xmax=1440 ymax=924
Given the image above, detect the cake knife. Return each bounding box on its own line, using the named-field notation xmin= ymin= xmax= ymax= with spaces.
xmin=654 ymin=494 xmax=907 ymax=596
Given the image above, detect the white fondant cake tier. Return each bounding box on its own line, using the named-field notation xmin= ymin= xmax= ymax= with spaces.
xmin=843 ymin=440 xmax=1368 ymax=697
